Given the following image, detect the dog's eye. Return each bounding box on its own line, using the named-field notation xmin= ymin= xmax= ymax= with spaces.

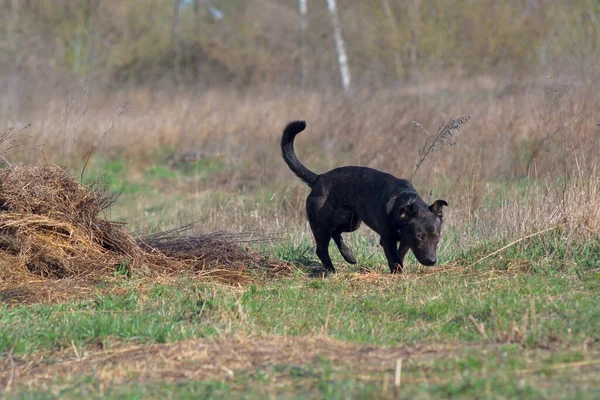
xmin=396 ymin=227 xmax=402 ymax=233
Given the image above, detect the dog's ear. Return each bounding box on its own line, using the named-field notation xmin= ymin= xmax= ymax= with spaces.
xmin=394 ymin=206 xmax=412 ymax=233
xmin=398 ymin=205 xmax=412 ymax=219
xmin=429 ymin=199 xmax=448 ymax=217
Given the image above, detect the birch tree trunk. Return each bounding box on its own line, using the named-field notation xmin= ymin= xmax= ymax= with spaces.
xmin=297 ymin=0 xmax=308 ymax=87
xmin=325 ymin=0 xmax=351 ymax=92
xmin=298 ymin=0 xmax=308 ymax=32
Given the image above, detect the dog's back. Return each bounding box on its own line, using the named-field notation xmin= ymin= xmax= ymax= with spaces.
xmin=281 ymin=120 xmax=417 ymax=199
xmin=312 ymin=166 xmax=422 ymax=230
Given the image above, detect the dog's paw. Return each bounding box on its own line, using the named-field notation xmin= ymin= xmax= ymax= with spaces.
xmin=340 ymin=249 xmax=357 ymax=264
xmin=308 ymin=265 xmax=335 ymax=278
xmin=390 ymin=264 xmax=403 ymax=274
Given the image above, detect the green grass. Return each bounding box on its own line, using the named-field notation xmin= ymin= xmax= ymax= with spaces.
xmin=0 ymin=368 xmax=547 ymax=400
xmin=78 ymin=154 xmax=230 ymax=229
xmin=2 ymin=226 xmax=598 ymax=353
xmin=3 ymin=265 xmax=597 ymax=356
xmin=2 ymin=270 xmax=599 ymax=396
xmin=2 ymin=234 xmax=599 ymax=398
xmin=2 ymin=156 xmax=599 ymax=398
xmin=4 ymin=342 xmax=599 ymax=399
xmin=83 ymin=154 xmax=225 ymax=191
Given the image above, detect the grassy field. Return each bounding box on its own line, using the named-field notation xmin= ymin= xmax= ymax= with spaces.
xmin=3 ymin=2 xmax=600 ymax=397
xmin=1 ymin=237 xmax=599 ymax=398
xmin=1 ymin=74 xmax=600 ymax=398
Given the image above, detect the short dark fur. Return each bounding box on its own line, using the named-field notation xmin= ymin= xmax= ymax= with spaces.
xmin=281 ymin=120 xmax=448 ymax=273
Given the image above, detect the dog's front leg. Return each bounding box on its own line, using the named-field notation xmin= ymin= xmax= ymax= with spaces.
xmin=380 ymin=237 xmax=403 ymax=273
xmin=398 ymin=245 xmax=409 ymax=269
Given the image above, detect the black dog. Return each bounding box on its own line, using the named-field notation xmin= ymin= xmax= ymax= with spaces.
xmin=281 ymin=120 xmax=447 ymax=273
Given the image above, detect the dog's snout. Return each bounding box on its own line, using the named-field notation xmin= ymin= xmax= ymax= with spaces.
xmin=423 ymin=257 xmax=437 ymax=266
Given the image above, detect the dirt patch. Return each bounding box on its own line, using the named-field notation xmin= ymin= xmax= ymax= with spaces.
xmin=0 ymin=164 xmax=292 ymax=304
xmin=2 ymin=336 xmax=599 ymax=394
xmin=0 ymin=335 xmax=452 ymax=392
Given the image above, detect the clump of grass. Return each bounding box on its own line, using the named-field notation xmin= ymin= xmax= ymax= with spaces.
xmin=0 ymin=164 xmax=293 ymax=303
xmin=137 ymin=224 xmax=293 ymax=282
xmin=0 ymin=164 xmax=141 ymax=281
xmin=410 ymin=116 xmax=470 ymax=182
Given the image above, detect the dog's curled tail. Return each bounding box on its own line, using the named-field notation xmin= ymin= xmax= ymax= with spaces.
xmin=281 ymin=120 xmax=318 ymax=187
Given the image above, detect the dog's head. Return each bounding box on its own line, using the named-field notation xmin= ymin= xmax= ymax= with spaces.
xmin=393 ymin=199 xmax=448 ymax=266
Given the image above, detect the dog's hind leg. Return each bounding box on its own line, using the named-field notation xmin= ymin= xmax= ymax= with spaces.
xmin=307 ymin=196 xmax=336 ymax=272
xmin=314 ymin=229 xmax=336 ymax=272
xmin=332 ymin=230 xmax=356 ymax=264
xmin=332 ymin=210 xmax=361 ymax=264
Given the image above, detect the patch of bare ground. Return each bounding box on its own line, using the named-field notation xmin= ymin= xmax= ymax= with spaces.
xmin=0 ymin=336 xmax=458 ymax=391
xmin=2 ymin=336 xmax=599 ymax=394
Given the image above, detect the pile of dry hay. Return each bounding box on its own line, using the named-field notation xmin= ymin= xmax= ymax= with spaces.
xmin=0 ymin=165 xmax=290 ymax=302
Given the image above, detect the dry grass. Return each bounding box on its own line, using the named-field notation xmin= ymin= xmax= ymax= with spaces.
xmin=0 ymin=164 xmax=143 ymax=281
xmin=2 ymin=37 xmax=600 ymax=301
xmin=137 ymin=226 xmax=294 ymax=284
xmin=0 ymin=335 xmax=457 ymax=391
xmin=14 ymin=75 xmax=599 ymax=188
xmin=0 ymin=165 xmax=293 ymax=304
xmin=2 ymin=335 xmax=598 ymax=394
xmin=2 ymin=74 xmax=599 ymax=302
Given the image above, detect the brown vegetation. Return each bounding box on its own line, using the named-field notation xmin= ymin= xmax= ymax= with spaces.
xmin=1 ymin=3 xmax=598 ymax=397
xmin=0 ymin=165 xmax=291 ymax=303
xmin=0 ymin=335 xmax=452 ymax=391
xmin=10 ymin=74 xmax=599 ymax=238
xmin=2 ymin=334 xmax=598 ymax=394
xmin=1 ymin=1 xmax=598 ymax=303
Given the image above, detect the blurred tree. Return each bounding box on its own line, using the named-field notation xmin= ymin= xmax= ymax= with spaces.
xmin=326 ymin=0 xmax=351 ymax=92
xmin=2 ymin=0 xmax=599 ymax=88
